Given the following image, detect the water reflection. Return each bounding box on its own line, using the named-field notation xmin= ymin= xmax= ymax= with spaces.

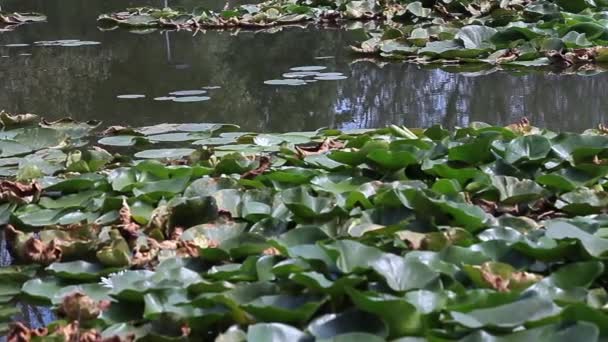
xmin=0 ymin=0 xmax=605 ymax=134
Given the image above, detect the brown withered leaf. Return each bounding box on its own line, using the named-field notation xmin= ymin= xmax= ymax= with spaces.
xmin=181 ymin=324 xmax=192 ymax=337
xmin=263 ymin=247 xmax=281 ymax=256
xmin=8 ymin=320 xmax=132 ymax=342
xmin=547 ymin=48 xmax=600 ymax=67
xmin=6 ymin=224 xmax=63 ymax=264
xmin=131 ymin=244 xmax=158 ymax=268
xmin=53 ymin=321 xmax=133 ymax=342
xmin=242 ymin=156 xmax=271 ymax=179
xmin=396 ymin=231 xmax=426 ymax=250
xmin=7 ymin=322 xmax=47 ymax=342
xmin=24 ymin=238 xmax=62 ymax=265
xmin=480 ymin=267 xmax=510 ymax=292
xmin=0 ymin=180 xmax=41 ymax=204
xmin=0 ymin=111 xmax=39 ymax=127
xmin=58 ymin=292 xmax=111 ymax=322
xmin=101 ymin=125 xmax=134 ymax=136
xmin=132 ymin=237 xmax=200 ymax=268
xmin=118 ymin=199 xmax=141 ymax=240
xmin=495 ymin=48 xmax=519 ymax=64
xmin=474 ymin=198 xmax=498 ymax=215
xmin=170 ymin=226 xmax=184 ymax=240
xmin=506 ymin=116 xmax=531 ymax=134
xmin=296 ymin=138 xmax=345 ymax=158
xmin=476 ymin=262 xmax=542 ymax=292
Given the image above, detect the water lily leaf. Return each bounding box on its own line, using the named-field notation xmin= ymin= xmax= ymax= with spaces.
xmin=324 ymin=240 xmax=439 ymax=291
xmin=456 ymin=25 xmax=497 ymax=50
xmin=504 ymin=135 xmax=552 ymax=164
xmin=243 ymin=294 xmax=327 ymax=323
xmin=172 ymin=96 xmax=210 ymax=102
xmin=21 ymin=277 xmax=62 ymax=303
xmin=47 ymin=260 xmax=107 ymax=281
xmin=281 ymin=186 xmax=339 ymax=219
xmin=456 ymin=321 xmax=598 ymax=342
xmin=246 ymin=323 xmax=310 ymax=342
xmin=551 ymin=134 xmax=608 ymax=163
xmin=555 ymin=188 xmax=608 ymax=215
xmin=307 ymin=310 xmax=388 ymax=339
xmin=489 ymin=175 xmax=546 ymax=204
xmin=169 ymin=90 xmax=207 ymax=96
xmin=347 ymin=288 xmax=423 ymax=337
xmin=546 ymin=220 xmax=608 ymax=257
xmin=38 ymin=190 xmax=100 ymax=209
xmin=132 ymin=177 xmax=190 ymax=198
xmin=289 ymin=272 xmax=365 ymax=296
xmin=0 ymin=140 xmax=32 ymax=157
xmin=143 ymin=289 xmax=210 ymax=320
xmin=525 ymin=260 xmax=603 ymax=302
xmin=317 ymin=333 xmax=386 ymax=342
xmin=134 ymin=148 xmax=195 ymax=159
xmin=52 ymin=283 xmax=112 ymax=305
xmin=98 ymin=135 xmax=145 ymax=147
xmin=450 ymin=291 xmax=561 ymax=328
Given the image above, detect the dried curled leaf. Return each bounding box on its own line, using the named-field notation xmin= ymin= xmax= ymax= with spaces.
xmin=7 ymin=322 xmax=47 ymax=342
xmin=8 ymin=321 xmax=133 ymax=342
xmin=475 ymin=262 xmax=542 ymax=292
xmin=58 ymin=292 xmax=111 ymax=322
xmin=0 ymin=180 xmax=41 ymax=204
xmin=241 ymin=156 xmax=272 ymax=179
xmin=6 ymin=225 xmax=62 ymax=264
xmin=506 ymin=117 xmax=531 ymax=134
xmin=296 ymin=138 xmax=345 ymax=157
xmin=0 ymin=111 xmax=39 ymax=127
xmin=118 ymin=198 xmax=141 ymax=240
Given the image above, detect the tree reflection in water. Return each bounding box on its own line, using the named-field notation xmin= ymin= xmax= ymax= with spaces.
xmin=0 ymin=0 xmax=606 ymax=133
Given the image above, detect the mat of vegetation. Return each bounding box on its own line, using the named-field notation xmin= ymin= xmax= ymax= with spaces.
xmin=0 ymin=12 xmax=46 ymax=32
xmin=1 ymin=112 xmax=608 ymax=341
xmin=98 ymin=0 xmax=608 ymax=69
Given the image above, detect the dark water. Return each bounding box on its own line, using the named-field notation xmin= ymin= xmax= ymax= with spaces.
xmin=1 ymin=0 xmax=607 ymax=133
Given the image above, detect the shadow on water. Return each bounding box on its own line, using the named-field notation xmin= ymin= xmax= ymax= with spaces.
xmin=0 ymin=0 xmax=606 ymax=132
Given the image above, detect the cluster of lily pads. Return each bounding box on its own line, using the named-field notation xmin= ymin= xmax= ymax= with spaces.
xmin=0 ymin=12 xmax=46 ymax=32
xmin=265 ymin=66 xmax=348 ymax=86
xmin=116 ymin=89 xmax=220 ymax=103
xmin=2 ymin=111 xmax=608 ymax=340
xmin=98 ymin=0 xmax=608 ymax=69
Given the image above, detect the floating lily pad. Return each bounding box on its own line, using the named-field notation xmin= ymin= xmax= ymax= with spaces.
xmin=290 ymin=66 xmax=327 ymax=71
xmin=264 ymin=79 xmax=307 ymax=86
xmin=134 ymin=148 xmax=195 ymax=159
xmin=35 ymin=40 xmax=101 ymax=47
xmin=282 ymin=72 xmax=320 ymax=78
xmin=315 ymin=75 xmax=348 ymax=81
xmin=168 ymin=90 xmax=207 ymax=96
xmin=171 ymin=96 xmax=210 ymax=102
xmin=117 ymin=94 xmax=146 ymax=99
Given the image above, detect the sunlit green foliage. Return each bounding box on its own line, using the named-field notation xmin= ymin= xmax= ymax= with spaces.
xmin=1 ymin=113 xmax=608 ymax=340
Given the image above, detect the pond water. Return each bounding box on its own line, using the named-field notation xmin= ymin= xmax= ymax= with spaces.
xmin=1 ymin=0 xmax=607 ymax=132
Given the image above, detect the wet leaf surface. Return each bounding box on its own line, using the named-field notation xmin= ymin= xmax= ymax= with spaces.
xmin=1 ymin=114 xmax=608 ymax=340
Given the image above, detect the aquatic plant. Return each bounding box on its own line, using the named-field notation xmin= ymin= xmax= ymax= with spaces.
xmin=1 ymin=112 xmax=608 ymax=340
xmin=98 ymin=0 xmax=608 ymax=69
xmin=0 ymin=12 xmax=46 ymax=32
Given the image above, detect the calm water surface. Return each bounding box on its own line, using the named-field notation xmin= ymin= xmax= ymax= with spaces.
xmin=0 ymin=0 xmax=607 ymax=133
xmin=0 ymin=0 xmax=607 ymax=334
